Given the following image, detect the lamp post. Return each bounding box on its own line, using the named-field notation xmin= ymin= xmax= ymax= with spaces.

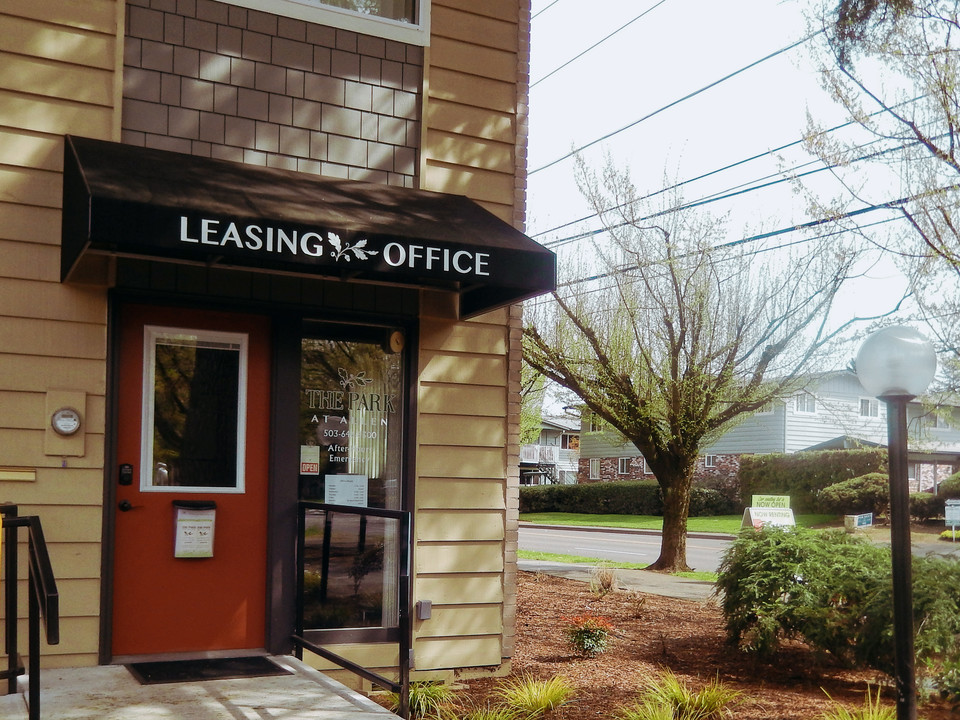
xmin=855 ymin=326 xmax=937 ymax=720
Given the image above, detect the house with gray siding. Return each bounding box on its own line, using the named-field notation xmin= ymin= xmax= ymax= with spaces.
xmin=579 ymin=371 xmax=960 ymax=494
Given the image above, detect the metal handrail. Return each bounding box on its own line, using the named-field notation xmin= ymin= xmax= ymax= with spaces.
xmin=1 ymin=505 xmax=61 ymax=720
xmin=294 ymin=501 xmax=411 ymax=718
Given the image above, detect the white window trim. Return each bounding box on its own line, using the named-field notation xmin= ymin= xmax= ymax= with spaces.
xmin=642 ymin=457 xmax=654 ymax=475
xmin=859 ymin=397 xmax=879 ymax=418
xmin=141 ymin=326 xmax=249 ymax=494
xmin=226 ymin=0 xmax=431 ymax=45
xmin=618 ymin=457 xmax=630 ymax=475
xmin=795 ymin=393 xmax=817 ymax=414
xmin=704 ymin=454 xmax=717 ymax=468
xmin=589 ymin=458 xmax=600 ymax=480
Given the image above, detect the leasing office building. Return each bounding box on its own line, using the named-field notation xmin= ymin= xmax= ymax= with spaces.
xmin=0 ymin=0 xmax=552 ymax=685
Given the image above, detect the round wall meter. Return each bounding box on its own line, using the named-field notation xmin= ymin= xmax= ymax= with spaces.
xmin=51 ymin=407 xmax=82 ymax=436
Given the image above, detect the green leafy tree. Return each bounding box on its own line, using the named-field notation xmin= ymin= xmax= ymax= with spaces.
xmin=520 ymin=361 xmax=546 ymax=446
xmin=523 ymin=158 xmax=862 ymax=572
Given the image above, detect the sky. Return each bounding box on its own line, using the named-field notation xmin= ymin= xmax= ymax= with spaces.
xmin=525 ymin=0 xmax=912 ymax=328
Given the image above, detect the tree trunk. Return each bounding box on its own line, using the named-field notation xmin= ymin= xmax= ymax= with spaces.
xmin=647 ymin=468 xmax=694 ymax=573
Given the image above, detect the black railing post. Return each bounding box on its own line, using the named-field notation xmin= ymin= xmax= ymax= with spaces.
xmin=0 ymin=508 xmax=59 ymax=720
xmin=1 ymin=504 xmax=20 ymax=695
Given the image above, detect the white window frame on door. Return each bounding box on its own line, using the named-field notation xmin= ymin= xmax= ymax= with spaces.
xmin=141 ymin=326 xmax=249 ymax=493
xmin=223 ymin=0 xmax=431 ymax=45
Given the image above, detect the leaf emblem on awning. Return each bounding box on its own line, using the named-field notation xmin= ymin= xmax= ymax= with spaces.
xmin=328 ymin=232 xmax=378 ymax=262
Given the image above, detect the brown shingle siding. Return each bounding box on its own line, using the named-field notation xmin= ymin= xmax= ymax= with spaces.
xmin=122 ymin=0 xmax=420 ymax=184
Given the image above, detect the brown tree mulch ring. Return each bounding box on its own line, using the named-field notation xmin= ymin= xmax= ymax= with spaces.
xmin=451 ymin=571 xmax=954 ymax=719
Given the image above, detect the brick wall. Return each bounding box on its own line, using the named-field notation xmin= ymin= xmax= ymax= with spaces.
xmin=122 ymin=0 xmax=422 ymax=185
xmin=578 ymin=454 xmax=741 ymax=492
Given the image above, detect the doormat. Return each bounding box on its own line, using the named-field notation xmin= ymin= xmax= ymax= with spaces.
xmin=127 ymin=656 xmax=292 ymax=685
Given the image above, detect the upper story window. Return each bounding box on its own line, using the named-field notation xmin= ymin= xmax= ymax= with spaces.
xmin=588 ymin=415 xmax=604 ymax=433
xmin=923 ymin=411 xmax=950 ymax=430
xmin=225 ymin=0 xmax=431 ymax=45
xmin=561 ymin=434 xmax=580 ymax=450
xmin=795 ymin=393 xmax=817 ymax=414
xmin=859 ymin=398 xmax=879 ymax=418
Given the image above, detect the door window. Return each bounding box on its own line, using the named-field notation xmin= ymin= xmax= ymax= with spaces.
xmin=141 ymin=326 xmax=248 ymax=492
xmin=298 ymin=330 xmax=405 ymax=631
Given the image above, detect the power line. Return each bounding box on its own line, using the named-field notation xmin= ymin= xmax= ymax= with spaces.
xmin=540 ymin=135 xmax=899 ymax=250
xmin=528 ymin=31 xmax=822 ymax=176
xmin=523 ymin=214 xmax=907 ymax=311
xmin=531 ymin=0 xmax=562 ymax=21
xmin=538 ymin=111 xmax=934 ymax=250
xmin=531 ymin=0 xmax=670 ymax=88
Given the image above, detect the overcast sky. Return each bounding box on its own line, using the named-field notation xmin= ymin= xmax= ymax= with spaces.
xmin=525 ymin=0 xmax=911 ymax=326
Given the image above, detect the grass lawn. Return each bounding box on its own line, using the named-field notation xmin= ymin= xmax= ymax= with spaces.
xmin=519 ymin=512 xmax=838 ymax=535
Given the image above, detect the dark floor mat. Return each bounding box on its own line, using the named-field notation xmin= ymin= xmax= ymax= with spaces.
xmin=127 ymin=656 xmax=292 ymax=685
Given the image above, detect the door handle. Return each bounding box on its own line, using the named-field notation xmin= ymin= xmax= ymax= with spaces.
xmin=118 ymin=500 xmax=140 ymax=512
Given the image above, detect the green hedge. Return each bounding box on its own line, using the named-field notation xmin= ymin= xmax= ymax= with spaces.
xmin=817 ymin=472 xmax=889 ymax=516
xmin=519 ymin=481 xmax=736 ymax=516
xmin=738 ymin=449 xmax=887 ymax=513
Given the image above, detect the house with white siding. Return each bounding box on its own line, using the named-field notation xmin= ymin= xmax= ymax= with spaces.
xmin=580 ymin=371 xmax=960 ymax=494
xmin=519 ymin=416 xmax=579 ymax=485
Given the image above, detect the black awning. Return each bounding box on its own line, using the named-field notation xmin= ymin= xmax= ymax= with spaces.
xmin=61 ymin=136 xmax=556 ymax=318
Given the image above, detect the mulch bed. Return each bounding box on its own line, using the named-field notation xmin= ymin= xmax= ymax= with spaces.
xmin=449 ymin=571 xmax=955 ymax=719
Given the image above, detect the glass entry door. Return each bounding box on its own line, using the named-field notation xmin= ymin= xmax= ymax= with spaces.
xmin=297 ymin=327 xmax=406 ymax=636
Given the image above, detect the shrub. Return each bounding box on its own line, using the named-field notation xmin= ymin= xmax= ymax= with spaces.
xmin=738 ymin=449 xmax=887 ymax=513
xmin=519 ymin=481 xmax=662 ymax=515
xmin=816 ymin=473 xmax=889 ymax=516
xmin=939 ymin=471 xmax=960 ymax=499
xmin=616 ymin=669 xmax=740 ymax=720
xmin=941 ymin=529 xmax=960 ymax=541
xmin=563 ymin=615 xmax=613 ymax=657
xmin=818 ymin=685 xmax=895 ymax=720
xmin=590 ymin=564 xmax=617 ymax=598
xmin=494 ymin=674 xmax=574 ymax=717
xmin=932 ymin=657 xmax=960 ymax=712
xmin=910 ymin=492 xmax=943 ymax=522
xmin=519 ymin=481 xmax=737 ymax=516
xmin=689 ymin=486 xmax=738 ymax=516
xmin=390 ymin=682 xmax=457 ymax=719
xmin=716 ymin=526 xmax=960 ymax=674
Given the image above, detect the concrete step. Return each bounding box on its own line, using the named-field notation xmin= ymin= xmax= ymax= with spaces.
xmin=0 ymin=689 xmax=28 ymax=719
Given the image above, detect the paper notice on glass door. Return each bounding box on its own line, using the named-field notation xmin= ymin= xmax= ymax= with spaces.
xmin=324 ymin=474 xmax=368 ymax=507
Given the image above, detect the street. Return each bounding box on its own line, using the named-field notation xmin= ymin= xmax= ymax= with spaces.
xmin=518 ymin=524 xmax=733 ymax=573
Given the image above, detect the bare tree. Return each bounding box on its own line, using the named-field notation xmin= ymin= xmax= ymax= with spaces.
xmin=808 ymin=0 xmax=960 ymax=386
xmin=523 ymin=158 xmax=863 ymax=572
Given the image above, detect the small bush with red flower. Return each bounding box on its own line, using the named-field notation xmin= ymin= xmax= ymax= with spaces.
xmin=563 ymin=614 xmax=613 ymax=657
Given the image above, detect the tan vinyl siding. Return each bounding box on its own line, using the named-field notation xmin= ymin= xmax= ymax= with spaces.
xmin=422 ymin=1 xmax=522 ymax=219
xmin=417 ymin=0 xmax=527 ymax=674
xmin=0 ymin=1 xmax=121 ymax=666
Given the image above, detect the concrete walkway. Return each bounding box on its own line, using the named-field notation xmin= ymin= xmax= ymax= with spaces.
xmin=518 ymin=559 xmax=717 ymax=601
xmin=0 ymin=655 xmax=397 ymax=720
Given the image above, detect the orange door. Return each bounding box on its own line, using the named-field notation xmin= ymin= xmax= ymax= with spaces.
xmin=111 ymin=304 xmax=271 ymax=657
